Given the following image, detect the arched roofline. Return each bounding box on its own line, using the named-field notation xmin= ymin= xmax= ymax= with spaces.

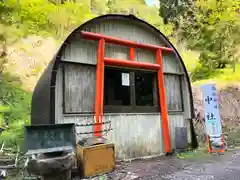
xmin=32 ymin=14 xmax=198 ymax=149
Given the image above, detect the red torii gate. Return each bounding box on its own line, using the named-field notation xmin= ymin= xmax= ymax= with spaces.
xmin=80 ymin=31 xmax=174 ymax=153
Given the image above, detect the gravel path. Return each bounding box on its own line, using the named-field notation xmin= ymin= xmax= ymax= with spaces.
xmin=92 ymin=149 xmax=240 ymax=180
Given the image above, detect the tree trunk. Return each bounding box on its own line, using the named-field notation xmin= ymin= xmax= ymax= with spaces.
xmin=232 ymin=58 xmax=236 ymax=73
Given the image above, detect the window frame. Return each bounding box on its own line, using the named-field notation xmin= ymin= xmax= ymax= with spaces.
xmin=103 ymin=66 xmax=160 ymax=113
xmin=62 ymin=62 xmax=184 ymax=114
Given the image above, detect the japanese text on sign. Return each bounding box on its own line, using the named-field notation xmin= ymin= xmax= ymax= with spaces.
xmin=201 ymin=84 xmax=222 ymax=137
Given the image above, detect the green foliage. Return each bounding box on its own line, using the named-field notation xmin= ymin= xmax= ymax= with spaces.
xmin=0 ymin=0 xmax=174 ymax=39
xmin=0 ymin=73 xmax=31 ymax=148
xmin=159 ymin=0 xmax=196 ymax=25
xmin=0 ymin=105 xmax=10 ymax=126
xmin=108 ymin=0 xmax=173 ymax=36
xmin=0 ymin=0 xmax=94 ymax=39
xmin=0 ymin=0 xmax=175 ymax=150
xmin=176 ymin=147 xmax=209 ymax=160
xmin=90 ymin=0 xmax=108 ymax=14
xmin=0 ymin=0 xmax=238 ymax=150
xmin=190 ymin=62 xmax=222 ymax=82
xmin=165 ymin=0 xmax=240 ymax=81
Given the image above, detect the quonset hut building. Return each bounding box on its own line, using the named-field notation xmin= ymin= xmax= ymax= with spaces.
xmin=31 ymin=14 xmax=198 ymax=160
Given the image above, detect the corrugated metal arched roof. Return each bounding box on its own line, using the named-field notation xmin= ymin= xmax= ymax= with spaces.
xmin=31 ymin=14 xmax=198 ymax=149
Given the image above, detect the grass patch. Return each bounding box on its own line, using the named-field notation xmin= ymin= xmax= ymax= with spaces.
xmin=176 ymin=147 xmax=209 ymax=160
xmin=180 ymin=49 xmax=200 ymax=73
xmin=179 ymin=46 xmax=240 ymax=86
xmin=192 ymin=64 xmax=240 ymax=86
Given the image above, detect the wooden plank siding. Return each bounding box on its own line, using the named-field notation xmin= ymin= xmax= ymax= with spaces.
xmin=164 ymin=74 xmax=183 ymax=112
xmin=55 ymin=64 xmax=190 ymax=160
xmin=53 ymin=17 xmax=192 ymax=160
xmin=63 ymin=63 xmax=96 ymax=113
xmin=62 ymin=63 xmax=183 ymax=114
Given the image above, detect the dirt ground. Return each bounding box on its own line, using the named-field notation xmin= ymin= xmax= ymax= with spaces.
xmin=81 ymin=149 xmax=240 ymax=180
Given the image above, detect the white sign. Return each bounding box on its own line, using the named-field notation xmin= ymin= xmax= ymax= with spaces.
xmin=121 ymin=73 xmax=130 ymax=86
xmin=0 ymin=169 xmax=6 ymax=178
xmin=201 ymin=84 xmax=222 ymax=138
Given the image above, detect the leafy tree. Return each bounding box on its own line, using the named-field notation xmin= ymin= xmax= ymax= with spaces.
xmin=159 ymin=0 xmax=196 ymax=26
xmin=159 ymin=0 xmax=240 ymax=80
xmin=90 ymin=0 xmax=108 ymax=14
xmin=190 ymin=0 xmax=240 ymax=70
xmin=107 ymin=0 xmax=173 ymax=36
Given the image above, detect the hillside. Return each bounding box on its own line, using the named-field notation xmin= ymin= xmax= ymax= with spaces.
xmin=0 ymin=0 xmax=239 ymax=149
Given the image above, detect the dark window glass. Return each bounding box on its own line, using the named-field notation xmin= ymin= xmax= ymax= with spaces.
xmin=135 ymin=71 xmax=154 ymax=106
xmin=104 ymin=67 xmax=160 ymax=113
xmin=104 ymin=68 xmax=131 ymax=106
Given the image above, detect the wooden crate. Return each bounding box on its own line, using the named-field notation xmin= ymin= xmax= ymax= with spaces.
xmin=76 ymin=143 xmax=115 ymax=178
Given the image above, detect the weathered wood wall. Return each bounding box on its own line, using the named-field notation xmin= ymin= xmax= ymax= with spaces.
xmin=164 ymin=74 xmax=183 ymax=111
xmin=63 ymin=64 xmax=96 ymax=113
xmin=54 ymin=17 xmax=192 ymax=160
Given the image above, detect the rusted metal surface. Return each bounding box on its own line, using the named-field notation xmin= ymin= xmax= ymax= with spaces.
xmin=76 ymin=143 xmax=115 ymax=178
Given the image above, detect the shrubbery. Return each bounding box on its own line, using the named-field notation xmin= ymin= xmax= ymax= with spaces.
xmin=0 ymin=0 xmax=172 ymax=149
xmin=0 ymin=0 xmax=94 ymax=39
xmin=0 ymin=73 xmax=31 ymax=148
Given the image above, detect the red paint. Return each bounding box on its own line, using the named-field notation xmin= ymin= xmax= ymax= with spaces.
xmin=129 ymin=48 xmax=135 ymax=61
xmin=104 ymin=57 xmax=160 ymax=70
xmin=94 ymin=39 xmax=105 ymax=137
xmin=81 ymin=31 xmax=174 ymax=153
xmin=207 ymin=134 xmax=225 ymax=153
xmin=81 ymin=31 xmax=173 ymax=52
xmin=156 ymin=49 xmax=171 ymax=153
xmin=99 ymin=39 xmax=105 ymax=126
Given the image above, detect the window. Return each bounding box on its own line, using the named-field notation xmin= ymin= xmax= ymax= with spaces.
xmin=104 ymin=67 xmax=159 ymax=113
xmin=63 ymin=63 xmax=183 ymax=114
xmin=135 ymin=71 xmax=155 ymax=106
xmin=104 ymin=68 xmax=131 ymax=106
